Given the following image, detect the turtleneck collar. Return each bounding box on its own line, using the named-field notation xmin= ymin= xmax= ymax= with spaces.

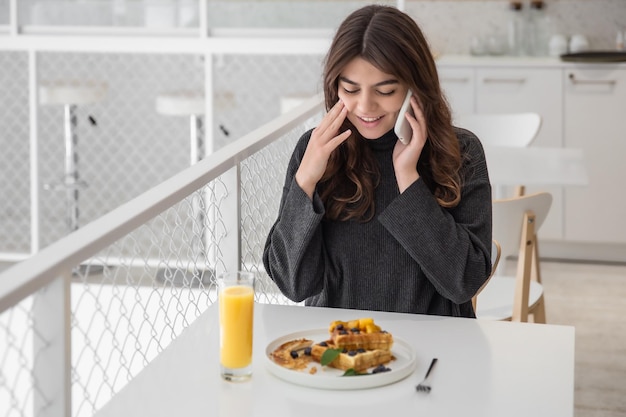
xmin=364 ymin=128 xmax=398 ymax=152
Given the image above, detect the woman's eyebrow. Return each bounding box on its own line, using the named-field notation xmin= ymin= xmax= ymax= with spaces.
xmin=338 ymin=76 xmax=399 ymax=87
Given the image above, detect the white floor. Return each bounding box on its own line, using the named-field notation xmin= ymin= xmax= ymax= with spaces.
xmin=517 ymin=259 xmax=626 ymax=417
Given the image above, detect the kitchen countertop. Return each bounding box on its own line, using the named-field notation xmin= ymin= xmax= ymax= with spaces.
xmin=436 ymin=53 xmax=626 ymax=68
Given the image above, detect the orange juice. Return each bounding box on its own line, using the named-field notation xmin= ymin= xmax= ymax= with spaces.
xmin=219 ymin=285 xmax=254 ymax=369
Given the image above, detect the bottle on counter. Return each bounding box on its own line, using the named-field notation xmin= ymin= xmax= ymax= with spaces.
xmin=507 ymin=1 xmax=527 ymax=56
xmin=527 ymin=0 xmax=552 ymax=56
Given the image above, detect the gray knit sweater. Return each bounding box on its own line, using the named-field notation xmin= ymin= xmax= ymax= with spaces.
xmin=263 ymin=127 xmax=492 ymax=318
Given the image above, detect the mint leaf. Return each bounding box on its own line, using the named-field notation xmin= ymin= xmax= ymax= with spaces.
xmin=342 ymin=368 xmax=368 ymax=376
xmin=320 ymin=348 xmax=342 ymax=366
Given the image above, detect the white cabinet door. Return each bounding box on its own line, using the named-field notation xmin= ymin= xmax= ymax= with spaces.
xmin=438 ymin=67 xmax=475 ymax=120
xmin=475 ymin=67 xmax=564 ymax=240
xmin=564 ymin=67 xmax=626 ymax=244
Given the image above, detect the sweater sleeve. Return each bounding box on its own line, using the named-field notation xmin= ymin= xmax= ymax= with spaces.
xmin=262 ymin=130 xmax=326 ymax=302
xmin=377 ymin=129 xmax=492 ymax=304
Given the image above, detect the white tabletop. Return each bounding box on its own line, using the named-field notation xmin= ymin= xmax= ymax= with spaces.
xmin=484 ymin=145 xmax=588 ymax=187
xmin=95 ymin=303 xmax=575 ymax=417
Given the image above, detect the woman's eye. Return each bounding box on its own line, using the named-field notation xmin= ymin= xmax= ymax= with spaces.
xmin=378 ymin=90 xmax=395 ymax=96
xmin=342 ymin=87 xmax=359 ymax=94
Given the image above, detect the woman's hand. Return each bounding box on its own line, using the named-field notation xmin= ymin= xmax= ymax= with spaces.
xmin=295 ymin=100 xmax=352 ymax=199
xmin=393 ymin=96 xmax=427 ymax=193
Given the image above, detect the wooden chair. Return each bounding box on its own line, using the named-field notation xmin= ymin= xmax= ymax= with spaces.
xmin=475 ymin=192 xmax=552 ymax=323
xmin=454 ymin=112 xmax=542 ymax=197
xmin=472 ymin=239 xmax=501 ymax=312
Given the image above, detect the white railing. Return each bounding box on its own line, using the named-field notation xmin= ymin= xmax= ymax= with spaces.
xmin=0 ymin=93 xmax=324 ymax=417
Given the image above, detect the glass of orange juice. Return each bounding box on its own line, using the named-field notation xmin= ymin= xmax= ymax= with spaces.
xmin=218 ymin=271 xmax=255 ymax=381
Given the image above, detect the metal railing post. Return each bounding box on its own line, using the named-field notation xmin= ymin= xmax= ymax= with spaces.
xmin=32 ymin=272 xmax=71 ymax=417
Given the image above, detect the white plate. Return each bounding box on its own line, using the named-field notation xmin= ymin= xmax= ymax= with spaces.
xmin=264 ymin=329 xmax=417 ymax=390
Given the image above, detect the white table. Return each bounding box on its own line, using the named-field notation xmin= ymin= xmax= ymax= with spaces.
xmin=95 ymin=303 xmax=574 ymax=417
xmin=484 ymin=145 xmax=588 ymax=188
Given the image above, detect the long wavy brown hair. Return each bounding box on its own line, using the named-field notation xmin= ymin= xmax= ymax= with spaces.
xmin=319 ymin=5 xmax=461 ymax=221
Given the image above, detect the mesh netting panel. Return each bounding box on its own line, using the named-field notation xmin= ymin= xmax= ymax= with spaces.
xmin=212 ymin=53 xmax=324 ymax=149
xmin=37 ymin=52 xmax=205 ymax=247
xmin=0 ymin=296 xmax=45 ymax=417
xmin=68 ymin=119 xmax=317 ymax=415
xmin=0 ymin=51 xmax=30 ymax=254
xmin=1 ymin=52 xmax=324 ymax=262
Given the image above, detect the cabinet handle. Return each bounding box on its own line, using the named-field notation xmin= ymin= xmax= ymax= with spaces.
xmin=568 ymin=73 xmax=616 ymax=86
xmin=482 ymin=78 xmax=526 ymax=84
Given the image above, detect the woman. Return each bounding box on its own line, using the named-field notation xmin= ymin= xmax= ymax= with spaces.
xmin=263 ymin=5 xmax=492 ymax=317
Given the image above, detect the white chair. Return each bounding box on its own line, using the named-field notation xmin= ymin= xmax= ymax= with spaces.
xmin=475 ymin=192 xmax=552 ymax=323
xmin=454 ymin=112 xmax=542 ymax=197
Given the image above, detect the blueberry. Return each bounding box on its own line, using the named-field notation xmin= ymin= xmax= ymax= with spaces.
xmin=350 ymin=328 xmax=360 ymax=333
xmin=372 ymin=365 xmax=391 ymax=374
xmin=290 ymin=350 xmax=298 ymax=359
xmin=348 ymin=350 xmax=357 ymax=356
xmin=319 ymin=341 xmax=327 ymax=347
xmin=357 ymin=348 xmax=366 ymax=353
xmin=304 ymin=347 xmax=312 ymax=356
xmin=336 ymin=324 xmax=344 ymax=330
xmin=339 ymin=329 xmax=348 ymax=335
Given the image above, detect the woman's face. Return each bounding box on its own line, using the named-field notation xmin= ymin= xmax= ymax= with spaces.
xmin=337 ymin=57 xmax=409 ymax=140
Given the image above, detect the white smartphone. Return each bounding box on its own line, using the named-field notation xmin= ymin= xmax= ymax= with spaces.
xmin=394 ymin=90 xmax=414 ymax=145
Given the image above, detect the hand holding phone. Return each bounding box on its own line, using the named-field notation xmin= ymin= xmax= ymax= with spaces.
xmin=394 ymin=90 xmax=414 ymax=145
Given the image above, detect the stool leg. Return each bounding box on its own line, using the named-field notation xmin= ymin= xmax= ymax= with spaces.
xmin=64 ymin=104 xmax=80 ymax=233
xmin=189 ymin=114 xmax=204 ymax=165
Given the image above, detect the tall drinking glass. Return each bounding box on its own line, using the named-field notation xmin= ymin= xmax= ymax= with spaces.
xmin=218 ymin=271 xmax=255 ymax=381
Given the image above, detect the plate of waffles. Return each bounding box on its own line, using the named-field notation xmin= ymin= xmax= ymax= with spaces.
xmin=265 ymin=329 xmax=417 ymax=390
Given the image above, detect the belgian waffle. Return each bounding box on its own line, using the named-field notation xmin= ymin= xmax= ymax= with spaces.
xmin=270 ymin=338 xmax=314 ymax=370
xmin=331 ymin=328 xmax=394 ymax=351
xmin=310 ymin=341 xmax=392 ymax=372
xmin=269 ymin=318 xmax=395 ymax=373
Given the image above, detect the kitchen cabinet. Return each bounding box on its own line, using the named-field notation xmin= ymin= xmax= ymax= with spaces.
xmin=439 ymin=62 xmax=564 ymax=240
xmin=439 ymin=67 xmax=475 ymax=118
xmin=563 ymin=66 xmax=626 ymax=244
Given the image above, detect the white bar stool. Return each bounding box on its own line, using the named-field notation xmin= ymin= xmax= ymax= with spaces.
xmin=156 ymin=90 xmax=205 ymax=165
xmin=155 ymin=90 xmax=211 ymax=286
xmin=40 ymin=80 xmax=107 ymax=275
xmin=40 ymin=80 xmax=107 ymax=233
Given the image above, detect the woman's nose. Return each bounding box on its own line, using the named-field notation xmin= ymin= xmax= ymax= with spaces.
xmin=356 ymin=93 xmax=376 ymax=113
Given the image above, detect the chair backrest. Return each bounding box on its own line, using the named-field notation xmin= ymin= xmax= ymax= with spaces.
xmin=493 ymin=192 xmax=553 ymax=261
xmin=454 ymin=112 xmax=542 ymax=148
xmin=472 ymin=239 xmax=502 ymax=311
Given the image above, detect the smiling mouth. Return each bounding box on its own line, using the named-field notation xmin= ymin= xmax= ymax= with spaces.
xmin=359 ymin=116 xmax=383 ymax=123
